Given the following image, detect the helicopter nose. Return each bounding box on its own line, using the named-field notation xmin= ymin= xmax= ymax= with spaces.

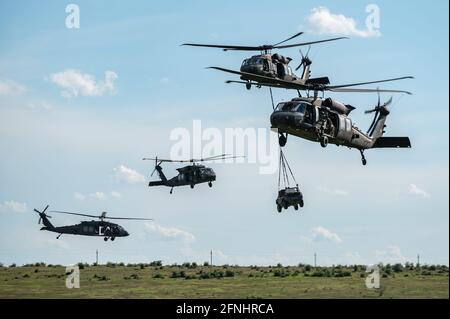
xmin=123 ymin=230 xmax=129 ymax=237
xmin=270 ymin=112 xmax=295 ymax=128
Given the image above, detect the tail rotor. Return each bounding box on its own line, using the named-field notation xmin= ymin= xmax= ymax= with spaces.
xmin=33 ymin=205 xmax=51 ymax=225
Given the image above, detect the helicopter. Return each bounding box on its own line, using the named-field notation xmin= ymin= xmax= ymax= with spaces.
xmin=182 ymin=32 xmax=347 ymax=90
xmin=143 ymin=154 xmax=241 ymax=194
xmin=270 ymin=88 xmax=412 ymax=166
xmin=33 ymin=205 xmax=153 ymax=241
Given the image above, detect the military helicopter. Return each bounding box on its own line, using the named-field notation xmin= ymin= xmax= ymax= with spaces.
xmin=33 ymin=205 xmax=153 ymax=241
xmin=270 ymin=88 xmax=412 ymax=165
xmin=182 ymin=32 xmax=347 ymax=90
xmin=143 ymin=154 xmax=241 ymax=194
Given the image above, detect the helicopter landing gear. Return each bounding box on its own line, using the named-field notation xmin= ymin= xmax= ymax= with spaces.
xmin=278 ymin=133 xmax=287 ymax=147
xmin=277 ymin=205 xmax=282 ymax=213
xmin=246 ymin=82 xmax=251 ymax=90
xmin=170 ymin=187 xmax=173 ymax=194
xmin=110 ymin=237 xmax=115 ymax=241
xmin=320 ymin=135 xmax=328 ymax=148
xmin=104 ymin=237 xmax=108 ymax=241
xmin=294 ymin=205 xmax=299 ymax=211
xmin=359 ymin=149 xmax=367 ymax=166
xmin=56 ymin=233 xmax=62 ymax=239
xmin=208 ymin=181 xmax=212 ymax=188
xmin=190 ymin=184 xmax=195 ymax=189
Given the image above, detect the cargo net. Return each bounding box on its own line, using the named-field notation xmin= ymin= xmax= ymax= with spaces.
xmin=278 ymin=149 xmax=298 ymax=190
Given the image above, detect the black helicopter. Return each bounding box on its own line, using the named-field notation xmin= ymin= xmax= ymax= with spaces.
xmin=33 ymin=205 xmax=152 ymax=241
xmin=143 ymin=154 xmax=241 ymax=194
xmin=183 ymin=32 xmax=346 ymax=90
xmin=270 ymin=88 xmax=412 ymax=165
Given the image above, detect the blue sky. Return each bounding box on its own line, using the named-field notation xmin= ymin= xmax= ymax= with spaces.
xmin=0 ymin=0 xmax=448 ymax=267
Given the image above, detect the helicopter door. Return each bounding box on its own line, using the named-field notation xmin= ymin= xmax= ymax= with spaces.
xmin=276 ymin=63 xmax=285 ymax=78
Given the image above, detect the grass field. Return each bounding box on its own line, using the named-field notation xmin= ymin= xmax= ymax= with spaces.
xmin=0 ymin=263 xmax=448 ymax=299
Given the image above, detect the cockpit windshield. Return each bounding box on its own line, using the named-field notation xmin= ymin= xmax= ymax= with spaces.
xmin=275 ymin=102 xmax=308 ymax=113
xmin=242 ymin=58 xmax=264 ymax=66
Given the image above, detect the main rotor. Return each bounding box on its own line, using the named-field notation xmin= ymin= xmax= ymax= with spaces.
xmin=182 ymin=32 xmax=347 ymax=54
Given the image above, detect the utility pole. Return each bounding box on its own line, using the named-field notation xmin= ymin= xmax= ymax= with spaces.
xmin=314 ymin=252 xmax=317 ymax=268
xmin=96 ymin=249 xmax=98 ymax=265
xmin=210 ymin=250 xmax=213 ymax=267
xmin=417 ymin=254 xmax=420 ymax=267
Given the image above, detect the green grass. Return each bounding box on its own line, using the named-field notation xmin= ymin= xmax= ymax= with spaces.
xmin=0 ymin=264 xmax=448 ymax=299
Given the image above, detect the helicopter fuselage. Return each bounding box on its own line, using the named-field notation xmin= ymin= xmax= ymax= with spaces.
xmin=41 ymin=220 xmax=129 ymax=238
xmin=149 ymin=164 xmax=216 ymax=189
xmin=240 ymin=54 xmax=299 ymax=84
xmin=270 ymin=97 xmax=410 ymax=155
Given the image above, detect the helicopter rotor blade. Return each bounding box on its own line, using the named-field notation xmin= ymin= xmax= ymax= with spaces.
xmin=326 ymin=76 xmax=414 ymax=89
xmin=272 ymin=31 xmax=304 ymax=47
xmin=274 ymin=37 xmax=348 ymax=49
xmin=50 ymin=211 xmax=152 ymax=221
xmin=181 ymin=43 xmax=264 ymax=51
xmin=50 ymin=211 xmax=100 ymax=219
xmin=329 ymin=88 xmax=412 ymax=95
xmin=101 ymin=217 xmax=154 ymax=221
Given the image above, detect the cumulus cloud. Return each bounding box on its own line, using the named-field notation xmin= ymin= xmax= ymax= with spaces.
xmin=0 ymin=79 xmax=26 ymax=96
xmin=312 ymin=226 xmax=342 ymax=244
xmin=317 ymin=186 xmax=349 ymax=196
xmin=375 ymin=245 xmax=408 ymax=263
xmin=0 ymin=200 xmax=27 ymax=213
xmin=49 ymin=69 xmax=118 ymax=97
xmin=74 ymin=191 xmax=122 ymax=201
xmin=307 ymin=7 xmax=381 ymax=38
xmin=114 ymin=165 xmax=145 ymax=184
xmin=145 ymin=222 xmax=195 ymax=243
xmin=110 ymin=191 xmax=122 ymax=199
xmin=408 ymin=184 xmax=430 ymax=198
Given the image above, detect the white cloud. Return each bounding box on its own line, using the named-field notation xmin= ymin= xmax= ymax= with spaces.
xmin=375 ymin=245 xmax=408 ymax=264
xmin=28 ymin=100 xmax=52 ymax=110
xmin=110 ymin=191 xmax=122 ymax=198
xmin=408 ymin=184 xmax=430 ymax=198
xmin=307 ymin=7 xmax=381 ymax=38
xmin=74 ymin=192 xmax=86 ymax=201
xmin=312 ymin=226 xmax=342 ymax=244
xmin=45 ymin=238 xmax=70 ymax=249
xmin=114 ymin=165 xmax=145 ymax=184
xmin=145 ymin=222 xmax=195 ymax=243
xmin=49 ymin=69 xmax=118 ymax=97
xmin=317 ymin=186 xmax=349 ymax=196
xmin=0 ymin=200 xmax=27 ymax=213
xmin=0 ymin=79 xmax=26 ymax=96
xmin=90 ymin=192 xmax=106 ymax=200
xmin=74 ymin=191 xmax=121 ymax=201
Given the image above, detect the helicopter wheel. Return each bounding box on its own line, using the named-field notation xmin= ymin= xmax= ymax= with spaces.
xmin=111 ymin=237 xmax=115 ymax=241
xmin=283 ymin=203 xmax=288 ymax=210
xmin=294 ymin=205 xmax=299 ymax=211
xmin=208 ymin=181 xmax=212 ymax=187
xmin=360 ymin=150 xmax=367 ymax=166
xmin=104 ymin=237 xmax=108 ymax=242
xmin=300 ymin=200 xmax=304 ymax=208
xmin=320 ymin=136 xmax=328 ymax=148
xmin=278 ymin=134 xmax=287 ymax=147
xmin=190 ymin=184 xmax=194 ymax=189
xmin=277 ymin=205 xmax=282 ymax=213
xmin=246 ymin=82 xmax=251 ymax=90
